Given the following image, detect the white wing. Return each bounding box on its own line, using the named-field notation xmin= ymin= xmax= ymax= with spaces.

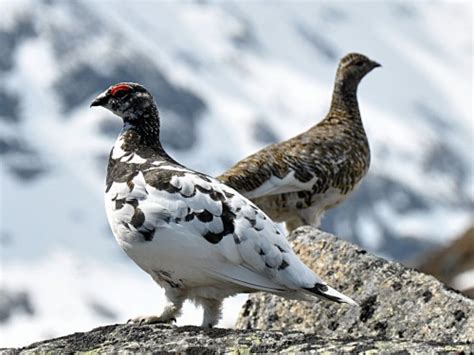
xmin=241 ymin=170 xmax=318 ymax=199
xmin=117 ymin=166 xmax=316 ymax=290
xmin=107 ymin=164 xmax=356 ymax=305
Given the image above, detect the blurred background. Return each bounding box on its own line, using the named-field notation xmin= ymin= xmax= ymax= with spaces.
xmin=0 ymin=0 xmax=472 ymax=347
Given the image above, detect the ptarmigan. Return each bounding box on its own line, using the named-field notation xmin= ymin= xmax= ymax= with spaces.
xmin=218 ymin=53 xmax=380 ymax=232
xmin=91 ymin=82 xmax=357 ymax=328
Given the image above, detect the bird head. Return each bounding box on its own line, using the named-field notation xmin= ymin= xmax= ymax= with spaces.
xmin=336 ymin=53 xmax=381 ymax=84
xmin=90 ymin=82 xmax=155 ymax=122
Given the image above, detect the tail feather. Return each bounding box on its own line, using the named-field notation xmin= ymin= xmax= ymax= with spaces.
xmin=303 ymin=283 xmax=358 ymax=306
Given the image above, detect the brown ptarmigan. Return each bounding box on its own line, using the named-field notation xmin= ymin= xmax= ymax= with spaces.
xmin=218 ymin=53 xmax=380 ymax=232
xmin=90 ymin=82 xmax=357 ymax=328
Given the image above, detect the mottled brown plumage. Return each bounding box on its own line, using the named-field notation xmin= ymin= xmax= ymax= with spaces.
xmin=218 ymin=53 xmax=380 ymax=231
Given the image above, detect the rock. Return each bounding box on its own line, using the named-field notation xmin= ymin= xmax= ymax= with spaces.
xmin=0 ymin=15 xmax=37 ymax=72
xmin=0 ymin=135 xmax=48 ymax=182
xmin=236 ymin=227 xmax=474 ymax=344
xmin=2 ymin=324 xmax=472 ymax=354
xmin=417 ymin=225 xmax=474 ymax=298
xmin=0 ymin=288 xmax=35 ymax=324
xmin=463 ymin=288 xmax=474 ymax=299
xmin=253 ymin=119 xmax=279 ymax=145
xmin=0 ymin=90 xmax=20 ymax=123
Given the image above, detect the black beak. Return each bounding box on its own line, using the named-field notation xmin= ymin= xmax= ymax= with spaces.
xmin=90 ymin=94 xmax=108 ymax=108
xmin=371 ymin=60 xmax=382 ymax=69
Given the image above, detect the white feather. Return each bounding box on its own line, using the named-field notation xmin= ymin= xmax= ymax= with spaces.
xmin=243 ymin=170 xmax=318 ymax=199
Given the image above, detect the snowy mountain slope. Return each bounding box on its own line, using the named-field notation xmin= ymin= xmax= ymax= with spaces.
xmin=0 ymin=0 xmax=472 ymax=347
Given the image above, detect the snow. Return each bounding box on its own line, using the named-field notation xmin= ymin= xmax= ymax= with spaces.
xmin=0 ymin=0 xmax=33 ymax=30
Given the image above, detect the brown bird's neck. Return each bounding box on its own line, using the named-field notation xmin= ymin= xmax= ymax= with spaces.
xmin=329 ymin=78 xmax=361 ymax=121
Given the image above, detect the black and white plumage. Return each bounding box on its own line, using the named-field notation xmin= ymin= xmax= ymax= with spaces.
xmin=91 ymin=82 xmax=357 ymax=328
xmin=219 ymin=53 xmax=379 ymax=231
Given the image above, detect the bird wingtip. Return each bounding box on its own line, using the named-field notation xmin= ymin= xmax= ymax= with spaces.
xmin=304 ymin=283 xmax=358 ymax=306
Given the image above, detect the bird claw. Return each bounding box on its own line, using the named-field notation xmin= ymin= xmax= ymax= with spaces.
xmin=127 ymin=315 xmax=177 ymax=325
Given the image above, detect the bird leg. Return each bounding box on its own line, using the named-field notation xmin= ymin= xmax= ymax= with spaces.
xmin=285 ymin=216 xmax=305 ymax=232
xmin=197 ymin=297 xmax=223 ymax=328
xmin=297 ymin=208 xmax=323 ymax=230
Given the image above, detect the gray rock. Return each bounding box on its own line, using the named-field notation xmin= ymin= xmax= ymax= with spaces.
xmin=0 ymin=15 xmax=36 ymax=72
xmin=0 ymin=130 xmax=48 ymax=182
xmin=2 ymin=324 xmax=472 ymax=354
xmin=253 ymin=118 xmax=279 ymax=145
xmin=0 ymin=288 xmax=35 ymax=324
xmin=0 ymin=90 xmax=20 ymax=123
xmin=236 ymin=227 xmax=474 ymax=344
xmin=295 ymin=24 xmax=338 ymax=61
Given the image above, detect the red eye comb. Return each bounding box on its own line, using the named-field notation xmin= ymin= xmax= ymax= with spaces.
xmin=110 ymin=84 xmax=132 ymax=96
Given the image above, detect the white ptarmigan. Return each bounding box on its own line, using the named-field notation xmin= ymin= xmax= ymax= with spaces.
xmin=90 ymin=82 xmax=357 ymax=328
xmin=219 ymin=53 xmax=380 ymax=232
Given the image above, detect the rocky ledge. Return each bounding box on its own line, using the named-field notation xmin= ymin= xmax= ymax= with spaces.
xmin=236 ymin=227 xmax=473 ymax=345
xmin=2 ymin=323 xmax=472 ymax=354
xmin=2 ymin=227 xmax=473 ymax=354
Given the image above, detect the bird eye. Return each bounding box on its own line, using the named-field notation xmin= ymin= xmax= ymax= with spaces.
xmin=354 ymin=61 xmax=364 ymax=67
xmin=110 ymin=84 xmax=133 ymax=98
xmin=113 ymin=89 xmax=129 ymax=98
